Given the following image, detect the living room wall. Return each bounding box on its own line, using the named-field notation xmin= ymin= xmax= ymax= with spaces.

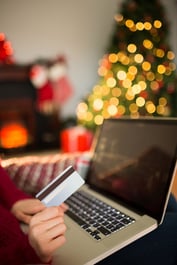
xmin=0 ymin=0 xmax=177 ymax=118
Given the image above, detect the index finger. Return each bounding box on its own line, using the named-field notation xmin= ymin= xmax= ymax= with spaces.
xmin=31 ymin=206 xmax=64 ymax=225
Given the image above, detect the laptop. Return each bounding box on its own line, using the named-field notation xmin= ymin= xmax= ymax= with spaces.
xmin=52 ymin=117 xmax=177 ymax=265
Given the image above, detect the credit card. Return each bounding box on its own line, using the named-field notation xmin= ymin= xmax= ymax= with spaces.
xmin=35 ymin=166 xmax=85 ymax=207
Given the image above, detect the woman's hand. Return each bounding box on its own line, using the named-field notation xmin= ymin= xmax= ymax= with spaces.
xmin=11 ymin=196 xmax=69 ymax=225
xmin=60 ymin=202 xmax=69 ymax=212
xmin=28 ymin=206 xmax=67 ymax=263
xmin=11 ymin=199 xmax=46 ymax=224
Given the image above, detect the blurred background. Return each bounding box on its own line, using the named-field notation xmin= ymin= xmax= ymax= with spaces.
xmin=0 ymin=0 xmax=177 ymax=154
xmin=1 ymin=0 xmax=177 ymax=118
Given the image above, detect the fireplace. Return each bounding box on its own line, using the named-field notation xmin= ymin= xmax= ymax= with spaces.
xmin=0 ymin=122 xmax=28 ymax=149
xmin=0 ymin=64 xmax=60 ymax=155
xmin=0 ymin=98 xmax=36 ymax=150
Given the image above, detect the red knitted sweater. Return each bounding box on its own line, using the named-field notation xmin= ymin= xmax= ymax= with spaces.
xmin=0 ymin=165 xmax=44 ymax=265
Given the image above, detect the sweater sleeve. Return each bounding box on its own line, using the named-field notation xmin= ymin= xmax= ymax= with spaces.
xmin=0 ymin=165 xmax=30 ymax=210
xmin=0 ymin=204 xmax=47 ymax=265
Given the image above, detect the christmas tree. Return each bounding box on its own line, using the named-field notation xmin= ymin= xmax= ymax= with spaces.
xmin=76 ymin=0 xmax=177 ymax=130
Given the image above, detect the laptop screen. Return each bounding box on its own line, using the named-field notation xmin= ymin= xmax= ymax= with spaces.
xmin=87 ymin=118 xmax=177 ymax=222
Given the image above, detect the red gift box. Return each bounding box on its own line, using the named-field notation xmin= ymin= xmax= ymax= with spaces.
xmin=60 ymin=126 xmax=94 ymax=153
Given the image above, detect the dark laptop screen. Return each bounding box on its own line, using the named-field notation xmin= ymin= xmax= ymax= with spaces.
xmin=87 ymin=118 xmax=177 ymax=222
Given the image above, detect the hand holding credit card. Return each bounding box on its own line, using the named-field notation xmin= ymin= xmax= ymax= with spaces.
xmin=35 ymin=166 xmax=85 ymax=207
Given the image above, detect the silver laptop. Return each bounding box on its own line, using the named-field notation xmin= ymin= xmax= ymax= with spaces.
xmin=52 ymin=117 xmax=177 ymax=265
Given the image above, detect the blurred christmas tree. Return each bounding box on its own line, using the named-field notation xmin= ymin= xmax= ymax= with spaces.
xmin=0 ymin=32 xmax=14 ymax=64
xmin=76 ymin=0 xmax=177 ymax=130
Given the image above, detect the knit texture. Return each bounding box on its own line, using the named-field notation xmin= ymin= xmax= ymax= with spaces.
xmin=0 ymin=166 xmax=47 ymax=264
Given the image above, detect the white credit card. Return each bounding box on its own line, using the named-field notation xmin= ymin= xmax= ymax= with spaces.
xmin=35 ymin=166 xmax=85 ymax=207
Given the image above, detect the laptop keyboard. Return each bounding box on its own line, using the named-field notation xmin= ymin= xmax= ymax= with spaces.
xmin=65 ymin=190 xmax=135 ymax=241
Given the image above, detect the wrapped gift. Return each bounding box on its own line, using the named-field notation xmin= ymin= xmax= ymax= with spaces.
xmin=60 ymin=126 xmax=94 ymax=153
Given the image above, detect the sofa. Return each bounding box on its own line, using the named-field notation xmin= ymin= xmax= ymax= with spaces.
xmin=1 ymin=151 xmax=91 ymax=196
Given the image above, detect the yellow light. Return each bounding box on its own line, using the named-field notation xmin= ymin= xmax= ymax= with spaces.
xmin=143 ymin=39 xmax=153 ymax=49
xmin=117 ymin=52 xmax=129 ymax=64
xmin=157 ymin=64 xmax=166 ymax=74
xmin=127 ymin=43 xmax=137 ymax=53
xmin=106 ymin=77 xmax=116 ymax=88
xmin=93 ymin=85 xmax=102 ymax=96
xmin=146 ymin=72 xmax=155 ymax=81
xmin=155 ymin=48 xmax=165 ymax=58
xmin=125 ymin=19 xmax=134 ymax=28
xmin=109 ymin=53 xmax=118 ymax=63
xmin=85 ymin=112 xmax=93 ymax=122
xmin=134 ymin=53 xmax=144 ymax=63
xmin=159 ymin=97 xmax=167 ymax=106
xmin=112 ymin=87 xmax=122 ymax=97
xmin=114 ymin=14 xmax=123 ymax=23
xmin=102 ymin=85 xmax=110 ymax=96
xmin=76 ymin=110 xmax=87 ymax=120
xmin=76 ymin=102 xmax=88 ymax=114
xmin=146 ymin=101 xmax=156 ymax=113
xmin=94 ymin=115 xmax=104 ymax=125
xmin=132 ymin=84 xmax=141 ymax=94
xmin=157 ymin=105 xmax=165 ymax=115
xmin=88 ymin=94 xmax=94 ymax=102
xmin=136 ymin=22 xmax=144 ymax=31
xmin=129 ymin=25 xmax=137 ymax=32
xmin=117 ymin=105 xmax=126 ymax=115
xmin=144 ymin=22 xmax=152 ymax=30
xmin=142 ymin=61 xmax=151 ymax=71
xmin=130 ymin=112 xmax=140 ymax=118
xmin=167 ymin=51 xmax=175 ymax=60
xmin=169 ymin=62 xmax=176 ymax=71
xmin=125 ymin=72 xmax=134 ymax=81
xmin=93 ymin=98 xmax=103 ymax=111
xmin=128 ymin=65 xmax=138 ymax=75
xmin=102 ymin=109 xmax=110 ymax=119
xmin=122 ymin=78 xmax=132 ymax=88
xmin=165 ymin=68 xmax=172 ymax=76
xmin=126 ymin=90 xmax=134 ymax=100
xmin=103 ymin=101 xmax=109 ymax=110
xmin=117 ymin=70 xmax=126 ymax=80
xmin=136 ymin=97 xmax=145 ymax=107
xmin=154 ymin=20 xmax=162 ymax=28
xmin=121 ymin=56 xmax=130 ymax=65
xmin=138 ymin=81 xmax=147 ymax=90
xmin=109 ymin=97 xmax=119 ymax=106
xmin=98 ymin=66 xmax=107 ymax=76
xmin=129 ymin=103 xmax=138 ymax=113
xmin=108 ymin=105 xmax=118 ymax=116
xmin=163 ymin=106 xmax=170 ymax=116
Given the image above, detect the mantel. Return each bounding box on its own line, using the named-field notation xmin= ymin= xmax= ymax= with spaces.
xmin=0 ymin=64 xmax=31 ymax=81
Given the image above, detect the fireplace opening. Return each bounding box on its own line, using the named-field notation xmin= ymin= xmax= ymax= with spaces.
xmin=0 ymin=98 xmax=61 ymax=155
xmin=0 ymin=98 xmax=36 ymax=154
xmin=0 ymin=121 xmax=29 ymax=149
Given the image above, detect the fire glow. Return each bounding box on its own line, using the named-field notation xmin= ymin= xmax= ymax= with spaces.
xmin=0 ymin=122 xmax=28 ymax=149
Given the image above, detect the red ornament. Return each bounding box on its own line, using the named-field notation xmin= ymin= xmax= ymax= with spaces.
xmin=140 ymin=91 xmax=148 ymax=99
xmin=0 ymin=32 xmax=14 ymax=64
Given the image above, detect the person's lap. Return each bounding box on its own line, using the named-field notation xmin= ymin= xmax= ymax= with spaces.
xmin=96 ymin=195 xmax=177 ymax=265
